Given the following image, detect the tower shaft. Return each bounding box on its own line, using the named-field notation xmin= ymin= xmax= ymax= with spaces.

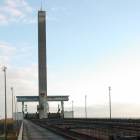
xmin=38 ymin=10 xmax=47 ymax=119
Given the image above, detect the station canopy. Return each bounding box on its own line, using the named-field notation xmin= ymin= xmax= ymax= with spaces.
xmin=16 ymin=96 xmax=69 ymax=102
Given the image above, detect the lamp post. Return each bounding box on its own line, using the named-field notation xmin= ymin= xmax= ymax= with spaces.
xmin=72 ymin=100 xmax=74 ymax=118
xmin=11 ymin=87 xmax=14 ymax=120
xmin=2 ymin=66 xmax=7 ymax=140
xmin=14 ymin=96 xmax=16 ymax=121
xmin=108 ymin=86 xmax=112 ymax=119
xmin=85 ymin=95 xmax=87 ymax=118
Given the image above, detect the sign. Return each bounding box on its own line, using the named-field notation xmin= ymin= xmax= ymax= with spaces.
xmin=16 ymin=96 xmax=69 ymax=102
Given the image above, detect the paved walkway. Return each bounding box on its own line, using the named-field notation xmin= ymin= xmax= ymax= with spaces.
xmin=23 ymin=120 xmax=67 ymax=140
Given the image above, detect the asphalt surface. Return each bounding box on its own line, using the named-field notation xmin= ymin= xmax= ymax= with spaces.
xmin=23 ymin=120 xmax=67 ymax=140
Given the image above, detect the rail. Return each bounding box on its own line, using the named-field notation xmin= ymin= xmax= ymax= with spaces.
xmin=29 ymin=118 xmax=140 ymax=139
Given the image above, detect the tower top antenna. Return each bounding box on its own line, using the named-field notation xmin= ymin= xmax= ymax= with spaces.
xmin=40 ymin=0 xmax=47 ymax=11
xmin=40 ymin=0 xmax=42 ymax=10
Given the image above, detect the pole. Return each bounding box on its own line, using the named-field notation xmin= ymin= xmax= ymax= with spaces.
xmin=16 ymin=102 xmax=18 ymax=124
xmin=61 ymin=101 xmax=64 ymax=118
xmin=41 ymin=0 xmax=42 ymax=10
xmin=72 ymin=100 xmax=74 ymax=118
xmin=14 ymin=96 xmax=16 ymax=120
xmin=108 ymin=86 xmax=112 ymax=119
xmin=14 ymin=96 xmax=17 ymax=136
xmin=3 ymin=66 xmax=7 ymax=140
xmin=22 ymin=102 xmax=24 ymax=119
xmin=85 ymin=95 xmax=87 ymax=118
xmin=11 ymin=87 xmax=13 ymax=120
xmin=15 ymin=98 xmax=19 ymax=131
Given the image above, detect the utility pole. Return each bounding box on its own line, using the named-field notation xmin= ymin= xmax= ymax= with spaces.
xmin=2 ymin=66 xmax=7 ymax=140
xmin=11 ymin=87 xmax=14 ymax=120
xmin=85 ymin=95 xmax=87 ymax=118
xmin=108 ymin=86 xmax=112 ymax=119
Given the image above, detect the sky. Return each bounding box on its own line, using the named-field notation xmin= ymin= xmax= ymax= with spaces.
xmin=1 ymin=0 xmax=140 ymax=118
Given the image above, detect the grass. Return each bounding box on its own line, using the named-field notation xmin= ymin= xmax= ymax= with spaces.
xmin=0 ymin=136 xmax=17 ymax=140
xmin=0 ymin=118 xmax=18 ymax=140
xmin=0 ymin=119 xmax=15 ymax=125
xmin=0 ymin=132 xmax=17 ymax=140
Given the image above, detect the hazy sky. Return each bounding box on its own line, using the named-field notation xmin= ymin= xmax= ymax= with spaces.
xmin=1 ymin=0 xmax=140 ymax=118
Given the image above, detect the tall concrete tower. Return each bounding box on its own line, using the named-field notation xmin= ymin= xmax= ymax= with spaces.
xmin=38 ymin=10 xmax=48 ymax=119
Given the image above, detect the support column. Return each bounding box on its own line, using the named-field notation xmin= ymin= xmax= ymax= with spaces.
xmin=61 ymin=101 xmax=64 ymax=118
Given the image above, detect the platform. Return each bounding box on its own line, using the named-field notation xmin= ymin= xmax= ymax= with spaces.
xmin=23 ymin=120 xmax=67 ymax=140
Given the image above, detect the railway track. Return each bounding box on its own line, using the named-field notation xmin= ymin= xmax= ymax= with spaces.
xmin=30 ymin=119 xmax=97 ymax=140
xmin=29 ymin=118 xmax=140 ymax=140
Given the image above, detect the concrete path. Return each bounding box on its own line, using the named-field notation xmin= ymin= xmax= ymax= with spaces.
xmin=23 ymin=120 xmax=67 ymax=140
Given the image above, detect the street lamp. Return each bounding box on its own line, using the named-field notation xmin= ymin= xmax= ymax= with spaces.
xmin=11 ymin=87 xmax=14 ymax=120
xmin=85 ymin=95 xmax=87 ymax=118
xmin=14 ymin=96 xmax=16 ymax=121
xmin=108 ymin=86 xmax=112 ymax=119
xmin=72 ymin=100 xmax=74 ymax=118
xmin=2 ymin=66 xmax=7 ymax=140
